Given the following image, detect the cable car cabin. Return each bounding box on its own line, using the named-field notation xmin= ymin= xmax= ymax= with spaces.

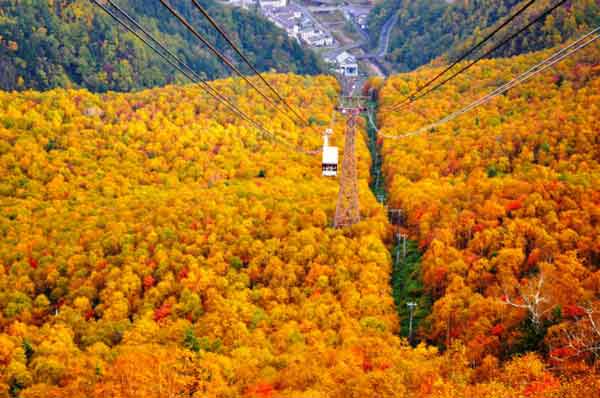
xmin=322 ymin=146 xmax=338 ymax=177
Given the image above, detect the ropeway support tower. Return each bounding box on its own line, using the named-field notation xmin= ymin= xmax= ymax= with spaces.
xmin=334 ymin=96 xmax=367 ymax=228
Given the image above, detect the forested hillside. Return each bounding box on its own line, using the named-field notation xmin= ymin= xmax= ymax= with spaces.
xmin=0 ymin=74 xmax=389 ymax=396
xmin=0 ymin=0 xmax=324 ymax=92
xmin=377 ymin=40 xmax=600 ymax=383
xmin=2 ymin=71 xmax=597 ymax=396
xmin=368 ymin=0 xmax=600 ymax=71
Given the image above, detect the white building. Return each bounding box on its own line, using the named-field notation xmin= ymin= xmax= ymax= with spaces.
xmin=299 ymin=24 xmax=333 ymax=47
xmin=329 ymin=51 xmax=358 ymax=77
xmin=264 ymin=5 xmax=334 ymax=48
xmin=259 ymin=0 xmax=287 ymax=8
xmin=303 ymin=32 xmax=334 ymax=47
xmin=224 ymin=0 xmax=254 ymax=9
xmin=271 ymin=15 xmax=300 ymax=38
xmin=263 ymin=5 xmax=304 ymax=40
xmin=357 ymin=14 xmax=368 ymax=30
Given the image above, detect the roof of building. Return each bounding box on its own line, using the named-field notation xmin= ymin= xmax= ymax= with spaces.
xmin=304 ymin=32 xmax=333 ymax=44
xmin=336 ymin=51 xmax=357 ymax=64
xmin=344 ymin=5 xmax=371 ymax=17
xmin=264 ymin=4 xmax=309 ymax=31
xmin=272 ymin=15 xmax=299 ymax=30
xmin=265 ymin=4 xmax=302 ymax=15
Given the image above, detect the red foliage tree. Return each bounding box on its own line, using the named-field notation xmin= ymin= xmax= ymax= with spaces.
xmin=143 ymin=275 xmax=155 ymax=289
xmin=490 ymin=324 xmax=505 ymax=336
xmin=154 ymin=302 xmax=172 ymax=321
xmin=505 ymin=199 xmax=523 ymax=212
xmin=245 ymin=382 xmax=274 ymax=398
xmin=563 ymin=304 xmax=585 ymax=318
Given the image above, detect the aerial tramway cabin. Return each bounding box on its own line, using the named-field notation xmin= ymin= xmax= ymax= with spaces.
xmin=322 ymin=128 xmax=338 ymax=177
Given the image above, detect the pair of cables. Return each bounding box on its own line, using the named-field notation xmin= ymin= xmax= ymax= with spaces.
xmin=384 ymin=0 xmax=568 ymax=113
xmin=91 ymin=0 xmax=318 ymax=154
xmin=380 ymin=25 xmax=600 ymax=139
xmin=157 ymin=0 xmax=309 ymax=128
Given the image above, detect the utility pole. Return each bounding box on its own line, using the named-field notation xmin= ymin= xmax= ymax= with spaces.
xmin=334 ymin=97 xmax=366 ymax=228
xmin=395 ymin=232 xmax=401 ymax=265
xmin=407 ymin=301 xmax=417 ymax=345
xmin=395 ymin=232 xmax=407 ymax=263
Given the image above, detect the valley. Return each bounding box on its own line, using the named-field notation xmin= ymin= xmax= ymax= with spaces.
xmin=222 ymin=0 xmax=398 ymax=77
xmin=1 ymin=0 xmax=600 ymax=397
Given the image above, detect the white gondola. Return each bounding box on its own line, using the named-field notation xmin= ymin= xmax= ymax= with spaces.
xmin=322 ymin=128 xmax=338 ymax=177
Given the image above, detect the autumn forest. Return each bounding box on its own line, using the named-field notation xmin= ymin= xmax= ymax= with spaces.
xmin=2 ymin=0 xmax=600 ymax=397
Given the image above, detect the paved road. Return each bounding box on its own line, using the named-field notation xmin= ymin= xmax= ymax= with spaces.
xmin=369 ymin=57 xmax=388 ymax=77
xmin=359 ymin=8 xmax=399 ymax=60
xmin=376 ymin=9 xmax=399 ymax=57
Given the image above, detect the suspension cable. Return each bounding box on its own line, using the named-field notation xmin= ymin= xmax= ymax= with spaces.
xmin=157 ymin=0 xmax=304 ymax=128
xmin=387 ymin=0 xmax=568 ymax=113
xmin=385 ymin=0 xmax=539 ymax=111
xmin=91 ymin=0 xmax=313 ymax=154
xmin=189 ymin=0 xmax=308 ymax=125
xmin=107 ymin=0 xmax=203 ymax=81
xmin=380 ymin=26 xmax=600 ymax=140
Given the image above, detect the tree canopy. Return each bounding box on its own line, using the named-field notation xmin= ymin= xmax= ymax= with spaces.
xmin=368 ymin=0 xmax=600 ymax=72
xmin=378 ymin=40 xmax=600 ymax=379
xmin=0 ymin=0 xmax=325 ymax=92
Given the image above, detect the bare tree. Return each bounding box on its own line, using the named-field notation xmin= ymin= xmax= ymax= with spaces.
xmin=551 ymin=305 xmax=600 ymax=361
xmin=502 ymin=273 xmax=553 ymax=329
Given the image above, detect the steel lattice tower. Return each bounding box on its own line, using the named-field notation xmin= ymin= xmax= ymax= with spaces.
xmin=334 ymin=107 xmax=362 ymax=228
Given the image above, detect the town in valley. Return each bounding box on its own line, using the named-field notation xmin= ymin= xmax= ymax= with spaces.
xmin=221 ymin=0 xmax=393 ymax=77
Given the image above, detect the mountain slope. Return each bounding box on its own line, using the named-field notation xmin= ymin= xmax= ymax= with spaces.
xmin=1 ymin=71 xmax=594 ymax=396
xmin=0 ymin=0 xmax=324 ymax=92
xmin=377 ymin=41 xmax=600 ymax=368
xmin=368 ymin=0 xmax=600 ymax=72
xmin=0 ymin=74 xmax=396 ymax=397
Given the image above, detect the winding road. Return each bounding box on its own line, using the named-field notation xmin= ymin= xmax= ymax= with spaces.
xmin=360 ymin=9 xmax=399 ymax=60
xmin=376 ymin=9 xmax=399 ymax=58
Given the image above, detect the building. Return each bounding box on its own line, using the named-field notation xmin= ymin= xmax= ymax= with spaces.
xmin=344 ymin=6 xmax=370 ymax=30
xmin=356 ymin=14 xmax=368 ymax=30
xmin=271 ymin=15 xmax=300 ymax=38
xmin=263 ymin=5 xmax=303 ymax=38
xmin=262 ymin=3 xmax=302 ymax=18
xmin=264 ymin=5 xmax=333 ymax=48
xmin=259 ymin=0 xmax=287 ymax=8
xmin=223 ymin=0 xmax=255 ymax=9
xmin=328 ymin=51 xmax=358 ymax=77
xmin=299 ymin=23 xmax=333 ymax=47
xmin=303 ymin=31 xmax=334 ymax=47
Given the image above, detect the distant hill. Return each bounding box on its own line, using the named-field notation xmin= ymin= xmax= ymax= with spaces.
xmin=368 ymin=0 xmax=600 ymax=72
xmin=0 ymin=0 xmax=325 ymax=92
